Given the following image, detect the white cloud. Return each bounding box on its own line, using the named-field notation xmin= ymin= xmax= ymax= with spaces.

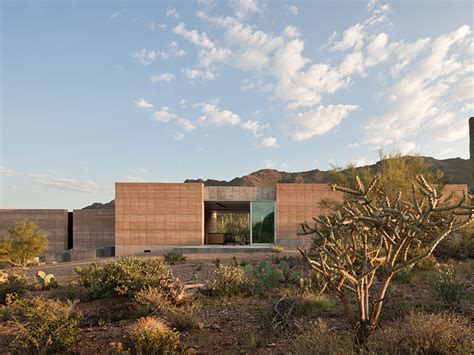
xmin=348 ymin=142 xmax=359 ymax=148
xmin=135 ymin=98 xmax=154 ymax=110
xmin=0 ymin=166 xmax=16 ymax=176
xmin=364 ymin=25 xmax=472 ymax=146
xmin=230 ymin=0 xmax=263 ymax=18
xmin=258 ymin=136 xmax=279 ymax=148
xmin=180 ymin=98 xmax=188 ymax=108
xmin=365 ymin=32 xmax=391 ymax=66
xmin=284 ymin=4 xmax=298 ymax=15
xmin=150 ymin=73 xmax=175 ymax=82
xmin=282 ymin=25 xmax=300 ymax=39
xmin=332 ymin=23 xmax=365 ymax=51
xmin=149 ymin=22 xmax=166 ymax=30
xmin=397 ymin=141 xmax=418 ymax=155
xmin=174 ymin=23 xmax=215 ymax=49
xmin=286 ymin=104 xmax=358 ymax=141
xmin=177 ymin=118 xmax=196 ymax=132
xmin=174 ymin=132 xmax=185 ymax=141
xmin=166 ymin=8 xmax=179 ymax=19
xmin=28 ymin=174 xmax=109 ymax=193
xmin=110 ymin=9 xmax=126 ymax=20
xmin=451 ymin=77 xmax=474 ymax=101
xmin=461 ymin=103 xmax=474 ymax=112
xmin=240 ymin=120 xmax=269 ymax=137
xmin=272 ymin=39 xmax=308 ymax=79
xmin=264 ymin=159 xmax=277 ymax=169
xmin=120 ymin=176 xmax=145 ymax=182
xmin=153 ymin=107 xmax=177 ymax=122
xmin=183 ymin=68 xmax=215 ymax=81
xmin=350 ymin=157 xmax=375 ymax=167
xmin=173 ymin=23 xmax=231 ymax=66
xmin=235 ymin=48 xmax=269 ymax=71
xmin=198 ymin=103 xmax=241 ymax=126
xmin=131 ymin=49 xmax=157 ymax=66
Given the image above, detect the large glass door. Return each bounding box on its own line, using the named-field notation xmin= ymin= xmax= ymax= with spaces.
xmin=250 ymin=201 xmax=275 ymax=244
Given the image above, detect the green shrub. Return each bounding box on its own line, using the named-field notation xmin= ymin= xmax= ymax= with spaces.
xmin=163 ymin=250 xmax=186 ymax=265
xmin=0 ymin=274 xmax=28 ymax=305
xmin=435 ymin=223 xmax=474 ymax=260
xmin=74 ymin=263 xmax=102 ymax=287
xmin=81 ymin=257 xmax=169 ymax=298
xmin=245 ymin=260 xmax=280 ymax=292
xmin=293 ymin=294 xmax=335 ymax=316
xmin=0 ymin=220 xmax=48 ymax=267
xmin=435 ymin=264 xmax=467 ymax=310
xmin=8 ymin=298 xmax=82 ymax=353
xmin=368 ymin=311 xmax=473 ymax=354
xmin=207 ymin=264 xmax=250 ymax=297
xmin=291 ymin=318 xmax=354 ymax=354
xmin=394 ymin=269 xmax=413 ymax=284
xmin=123 ymin=316 xmax=180 ymax=354
xmin=413 ymin=254 xmax=439 ymax=271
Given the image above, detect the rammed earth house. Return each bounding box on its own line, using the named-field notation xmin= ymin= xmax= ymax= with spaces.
xmin=0 ymin=182 xmax=468 ymax=259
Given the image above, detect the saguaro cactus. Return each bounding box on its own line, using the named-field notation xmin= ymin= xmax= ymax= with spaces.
xmin=299 ymin=175 xmax=473 ymax=348
xmin=470 ymin=117 xmax=473 ymax=185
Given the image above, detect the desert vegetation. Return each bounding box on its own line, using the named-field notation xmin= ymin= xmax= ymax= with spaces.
xmin=0 ymin=157 xmax=473 ymax=353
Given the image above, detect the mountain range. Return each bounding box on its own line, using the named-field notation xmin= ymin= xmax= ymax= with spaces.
xmin=84 ymin=157 xmax=471 ymax=209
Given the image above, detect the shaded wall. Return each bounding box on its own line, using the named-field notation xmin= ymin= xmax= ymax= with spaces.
xmin=73 ymin=209 xmax=115 ymax=250
xmin=0 ymin=209 xmax=68 ymax=259
xmin=275 ymin=184 xmax=344 ymax=249
xmin=204 ymin=186 xmax=275 ymax=201
xmin=115 ymin=183 xmax=204 ymax=256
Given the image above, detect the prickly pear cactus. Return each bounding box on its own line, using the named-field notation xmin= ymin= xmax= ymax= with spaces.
xmin=36 ymin=270 xmax=57 ymax=289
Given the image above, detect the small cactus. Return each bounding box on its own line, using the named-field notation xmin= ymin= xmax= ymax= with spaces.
xmin=36 ymin=270 xmax=57 ymax=289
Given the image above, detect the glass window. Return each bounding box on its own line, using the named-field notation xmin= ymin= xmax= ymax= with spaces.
xmin=251 ymin=201 xmax=275 ymax=244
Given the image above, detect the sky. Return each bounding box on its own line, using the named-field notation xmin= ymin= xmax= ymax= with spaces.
xmin=1 ymin=0 xmax=473 ymax=209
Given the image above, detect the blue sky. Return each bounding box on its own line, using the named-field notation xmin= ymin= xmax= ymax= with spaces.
xmin=1 ymin=0 xmax=472 ymax=209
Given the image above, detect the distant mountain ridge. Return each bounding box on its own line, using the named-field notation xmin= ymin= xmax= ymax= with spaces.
xmin=184 ymin=157 xmax=472 ymax=188
xmin=83 ymin=157 xmax=472 ymax=209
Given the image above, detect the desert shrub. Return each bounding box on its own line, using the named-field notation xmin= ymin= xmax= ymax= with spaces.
xmin=413 ymin=254 xmax=439 ymax=271
xmin=83 ymin=257 xmax=169 ymax=297
xmin=291 ymin=318 xmax=354 ymax=354
xmin=368 ymin=312 xmax=473 ymax=354
xmin=394 ymin=269 xmax=413 ymax=284
xmin=435 ymin=264 xmax=467 ymax=310
xmin=0 ymin=274 xmax=28 ymax=305
xmin=74 ymin=263 xmax=102 ymax=287
xmin=135 ymin=286 xmax=201 ymax=331
xmin=435 ymin=222 xmax=474 ymax=260
xmin=8 ymin=298 xmax=82 ymax=353
xmin=123 ymin=316 xmax=180 ymax=354
xmin=163 ymin=302 xmax=200 ymax=331
xmin=163 ymin=250 xmax=186 ymax=265
xmin=245 ymin=260 xmax=280 ymax=292
xmin=207 ymin=264 xmax=250 ymax=297
xmin=293 ymin=294 xmax=335 ymax=316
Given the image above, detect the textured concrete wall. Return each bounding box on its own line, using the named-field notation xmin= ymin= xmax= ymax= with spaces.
xmin=275 ymin=184 xmax=344 ymax=249
xmin=204 ymin=186 xmax=275 ymax=201
xmin=275 ymin=183 xmax=469 ymax=249
xmin=115 ymin=183 xmax=204 ymax=256
xmin=73 ymin=209 xmax=115 ymax=250
xmin=0 ymin=209 xmax=68 ymax=258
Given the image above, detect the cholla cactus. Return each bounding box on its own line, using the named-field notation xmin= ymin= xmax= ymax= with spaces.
xmin=299 ymin=174 xmax=473 ymax=347
xmin=36 ymin=271 xmax=57 ymax=289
